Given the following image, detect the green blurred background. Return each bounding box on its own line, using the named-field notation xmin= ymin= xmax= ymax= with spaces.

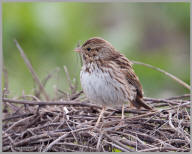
xmin=2 ymin=2 xmax=190 ymax=99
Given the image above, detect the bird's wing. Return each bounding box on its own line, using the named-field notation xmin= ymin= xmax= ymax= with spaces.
xmin=113 ymin=53 xmax=144 ymax=98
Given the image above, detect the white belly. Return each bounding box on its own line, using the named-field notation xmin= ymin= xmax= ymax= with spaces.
xmin=80 ymin=63 xmax=128 ymax=107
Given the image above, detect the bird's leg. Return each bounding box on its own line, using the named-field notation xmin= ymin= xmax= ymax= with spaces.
xmin=115 ymin=104 xmax=125 ymax=130
xmin=95 ymin=106 xmax=106 ymax=127
xmin=121 ymin=104 xmax=125 ymax=121
xmin=119 ymin=104 xmax=125 ymax=126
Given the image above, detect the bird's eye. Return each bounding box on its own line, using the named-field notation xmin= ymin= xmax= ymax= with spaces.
xmin=87 ymin=47 xmax=91 ymax=51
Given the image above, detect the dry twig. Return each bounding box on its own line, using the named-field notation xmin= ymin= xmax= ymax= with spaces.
xmin=14 ymin=39 xmax=50 ymax=101
xmin=132 ymin=60 xmax=190 ymax=90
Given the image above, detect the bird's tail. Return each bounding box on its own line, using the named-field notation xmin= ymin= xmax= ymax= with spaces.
xmin=131 ymin=97 xmax=153 ymax=110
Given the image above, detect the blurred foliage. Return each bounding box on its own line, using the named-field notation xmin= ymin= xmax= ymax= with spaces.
xmin=2 ymin=2 xmax=190 ymax=98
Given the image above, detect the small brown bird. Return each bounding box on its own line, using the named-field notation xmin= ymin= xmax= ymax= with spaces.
xmin=75 ymin=37 xmax=152 ymax=127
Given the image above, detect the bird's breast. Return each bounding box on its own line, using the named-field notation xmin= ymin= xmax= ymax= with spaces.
xmin=80 ymin=63 xmax=132 ymax=107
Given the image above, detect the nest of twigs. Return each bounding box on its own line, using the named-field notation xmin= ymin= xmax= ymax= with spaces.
xmin=2 ymin=85 xmax=191 ymax=152
xmin=2 ymin=40 xmax=191 ymax=152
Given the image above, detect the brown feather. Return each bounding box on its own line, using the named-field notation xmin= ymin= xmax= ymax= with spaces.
xmin=109 ymin=51 xmax=152 ymax=110
xmin=80 ymin=37 xmax=152 ymax=110
xmin=110 ymin=52 xmax=144 ymax=97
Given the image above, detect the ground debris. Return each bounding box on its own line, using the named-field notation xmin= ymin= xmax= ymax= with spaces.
xmin=2 ymin=91 xmax=191 ymax=152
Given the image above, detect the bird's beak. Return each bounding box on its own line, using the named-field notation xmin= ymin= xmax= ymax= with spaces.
xmin=74 ymin=47 xmax=81 ymax=53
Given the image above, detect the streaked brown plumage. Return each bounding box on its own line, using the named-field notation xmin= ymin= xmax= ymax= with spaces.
xmin=75 ymin=37 xmax=152 ymax=127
